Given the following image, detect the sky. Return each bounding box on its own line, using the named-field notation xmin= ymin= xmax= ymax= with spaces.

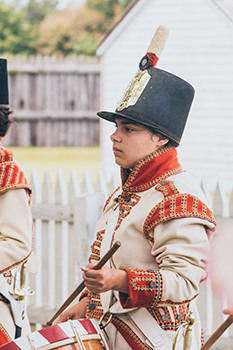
xmin=56 ymin=0 xmax=85 ymax=10
xmin=3 ymin=0 xmax=86 ymax=10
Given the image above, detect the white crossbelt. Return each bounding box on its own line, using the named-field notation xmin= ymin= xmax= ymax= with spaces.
xmin=128 ymin=308 xmax=173 ymax=350
xmin=98 ymin=201 xmax=174 ymax=350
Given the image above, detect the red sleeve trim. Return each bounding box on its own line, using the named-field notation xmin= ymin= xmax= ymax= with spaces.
xmin=119 ymin=268 xmax=163 ymax=308
xmin=79 ymin=290 xmax=88 ymax=301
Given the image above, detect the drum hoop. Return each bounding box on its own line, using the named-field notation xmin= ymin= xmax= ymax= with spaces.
xmin=26 ymin=333 xmax=102 ymax=350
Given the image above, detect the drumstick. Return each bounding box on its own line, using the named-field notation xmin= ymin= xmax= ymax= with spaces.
xmin=46 ymin=240 xmax=121 ymax=326
xmin=200 ymin=315 xmax=233 ymax=350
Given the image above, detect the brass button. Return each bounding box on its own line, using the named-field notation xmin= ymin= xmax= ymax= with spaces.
xmin=161 ymin=315 xmax=169 ymax=322
xmin=89 ymin=302 xmax=96 ymax=311
xmin=150 ymin=280 xmax=156 ymax=289
xmin=125 ymin=195 xmax=131 ymax=202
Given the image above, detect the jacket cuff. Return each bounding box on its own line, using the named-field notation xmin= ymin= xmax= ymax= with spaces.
xmin=119 ymin=268 xmax=163 ymax=308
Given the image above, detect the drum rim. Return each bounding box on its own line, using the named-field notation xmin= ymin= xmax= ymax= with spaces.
xmin=0 ymin=319 xmax=103 ymax=349
xmin=31 ymin=334 xmax=102 ymax=350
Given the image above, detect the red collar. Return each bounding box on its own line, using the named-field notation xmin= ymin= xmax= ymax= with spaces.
xmin=121 ymin=147 xmax=182 ymax=192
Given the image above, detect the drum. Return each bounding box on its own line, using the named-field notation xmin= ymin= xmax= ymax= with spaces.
xmin=0 ymin=319 xmax=109 ymax=350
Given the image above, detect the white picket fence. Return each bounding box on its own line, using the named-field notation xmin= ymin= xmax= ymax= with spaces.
xmin=27 ymin=168 xmax=119 ymax=326
xmin=26 ymin=168 xmax=233 ymax=339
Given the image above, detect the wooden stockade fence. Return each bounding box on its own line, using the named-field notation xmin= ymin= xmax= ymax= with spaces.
xmin=4 ymin=56 xmax=101 ymax=147
xmin=27 ymin=169 xmax=233 ymax=340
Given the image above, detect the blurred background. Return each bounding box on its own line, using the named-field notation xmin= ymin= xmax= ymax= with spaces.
xmin=1 ymin=0 xmax=129 ymax=56
xmin=1 ymin=1 xmax=233 ymax=344
xmin=0 ymin=0 xmax=133 ymax=184
xmin=1 ymin=0 xmax=233 ymax=192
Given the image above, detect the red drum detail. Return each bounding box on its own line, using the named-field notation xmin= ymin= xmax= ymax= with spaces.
xmin=0 ymin=319 xmax=109 ymax=350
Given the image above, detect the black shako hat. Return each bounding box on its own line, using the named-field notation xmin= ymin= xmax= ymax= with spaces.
xmin=97 ymin=26 xmax=195 ymax=145
xmin=0 ymin=58 xmax=9 ymax=105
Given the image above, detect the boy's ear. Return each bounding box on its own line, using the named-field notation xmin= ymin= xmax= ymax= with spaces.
xmin=152 ymin=134 xmax=169 ymax=147
xmin=158 ymin=138 xmax=169 ymax=147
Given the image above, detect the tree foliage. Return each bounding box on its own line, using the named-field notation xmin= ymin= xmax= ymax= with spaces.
xmin=0 ymin=2 xmax=37 ymax=55
xmin=87 ymin=0 xmax=119 ymax=20
xmin=25 ymin=0 xmax=58 ymax=26
xmin=0 ymin=0 xmax=134 ymax=56
xmin=37 ymin=0 xmax=134 ymax=56
xmin=86 ymin=0 xmax=132 ymax=19
xmin=0 ymin=0 xmax=58 ymax=55
xmin=36 ymin=5 xmax=108 ymax=56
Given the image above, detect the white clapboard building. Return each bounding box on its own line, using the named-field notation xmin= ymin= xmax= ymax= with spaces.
xmin=96 ymin=0 xmax=233 ymax=192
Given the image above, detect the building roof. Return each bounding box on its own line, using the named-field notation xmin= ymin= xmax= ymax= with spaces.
xmin=97 ymin=0 xmax=140 ymax=48
xmin=213 ymin=0 xmax=233 ymax=22
xmin=96 ymin=0 xmax=145 ymax=55
xmin=97 ymin=0 xmax=233 ymax=55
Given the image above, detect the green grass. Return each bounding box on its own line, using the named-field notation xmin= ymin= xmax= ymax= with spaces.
xmin=10 ymin=146 xmax=101 ymax=187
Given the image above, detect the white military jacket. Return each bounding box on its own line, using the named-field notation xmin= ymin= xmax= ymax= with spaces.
xmin=0 ymin=143 xmax=34 ymax=344
xmin=84 ymin=147 xmax=216 ymax=350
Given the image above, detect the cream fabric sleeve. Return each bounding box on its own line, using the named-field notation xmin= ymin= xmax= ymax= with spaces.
xmin=152 ymin=217 xmax=210 ymax=304
xmin=0 ymin=188 xmax=33 ymax=273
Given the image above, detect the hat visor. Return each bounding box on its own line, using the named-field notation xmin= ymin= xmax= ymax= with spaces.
xmin=97 ymin=110 xmax=179 ymax=145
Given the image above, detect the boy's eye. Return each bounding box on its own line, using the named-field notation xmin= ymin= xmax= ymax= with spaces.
xmin=124 ymin=127 xmax=134 ymax=132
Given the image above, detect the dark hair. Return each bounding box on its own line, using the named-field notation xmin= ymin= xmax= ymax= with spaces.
xmin=147 ymin=126 xmax=178 ymax=148
xmin=0 ymin=107 xmax=14 ymax=137
xmin=165 ymin=139 xmax=178 ymax=148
